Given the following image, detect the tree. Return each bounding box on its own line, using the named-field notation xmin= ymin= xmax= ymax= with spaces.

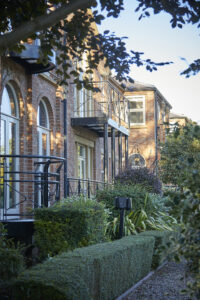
xmin=0 ymin=0 xmax=175 ymax=88
xmin=0 ymin=0 xmax=199 ymax=88
xmin=160 ymin=124 xmax=200 ymax=298
xmin=160 ymin=123 xmax=200 ymax=187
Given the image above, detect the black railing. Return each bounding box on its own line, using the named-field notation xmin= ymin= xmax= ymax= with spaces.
xmin=0 ymin=155 xmax=65 ymax=221
xmin=73 ymin=80 xmax=130 ymax=127
xmin=66 ymin=177 xmax=110 ymax=198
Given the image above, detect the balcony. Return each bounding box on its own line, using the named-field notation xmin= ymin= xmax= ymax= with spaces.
xmin=9 ymin=42 xmax=55 ymax=74
xmin=0 ymin=154 xmax=65 ymax=222
xmin=71 ymin=80 xmax=130 ymax=137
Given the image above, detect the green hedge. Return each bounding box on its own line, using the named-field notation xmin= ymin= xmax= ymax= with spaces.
xmin=34 ymin=197 xmax=108 ymax=259
xmin=0 ymin=223 xmax=24 ymax=284
xmin=139 ymin=230 xmax=173 ymax=269
xmin=11 ymin=235 xmax=155 ymax=300
xmin=96 ymin=184 xmax=154 ymax=217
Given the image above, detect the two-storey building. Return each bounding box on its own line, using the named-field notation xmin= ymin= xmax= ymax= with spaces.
xmin=122 ymin=81 xmax=172 ymax=174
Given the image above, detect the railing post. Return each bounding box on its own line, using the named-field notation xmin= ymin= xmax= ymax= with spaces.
xmin=78 ymin=179 xmax=81 ymax=195
xmin=43 ymin=160 xmax=50 ymax=207
xmin=55 ymin=162 xmax=63 ymax=202
xmin=3 ymin=158 xmax=7 ymax=221
xmin=118 ymin=132 xmax=122 ymax=173
xmin=125 ymin=135 xmax=129 ymax=169
xmin=88 ymin=180 xmax=90 ymax=198
xmin=34 ymin=165 xmax=40 ymax=208
xmin=66 ymin=178 xmax=70 ymax=197
xmin=111 ymin=127 xmax=116 ymax=180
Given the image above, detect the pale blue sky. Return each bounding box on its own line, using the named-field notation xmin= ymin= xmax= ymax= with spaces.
xmin=97 ymin=0 xmax=200 ymax=123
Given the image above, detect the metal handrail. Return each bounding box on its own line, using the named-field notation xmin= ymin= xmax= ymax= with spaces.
xmin=66 ymin=177 xmax=111 ymax=198
xmin=0 ymin=154 xmax=65 ymax=221
xmin=73 ymin=80 xmax=130 ymax=126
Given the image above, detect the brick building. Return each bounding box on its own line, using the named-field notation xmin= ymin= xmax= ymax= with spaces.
xmin=122 ymin=81 xmax=172 ymax=174
xmin=0 ymin=44 xmax=130 ymax=221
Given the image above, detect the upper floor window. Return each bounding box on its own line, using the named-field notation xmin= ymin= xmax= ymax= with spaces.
xmin=1 ymin=84 xmax=18 ymax=117
xmin=128 ymin=96 xmax=145 ymax=125
xmin=37 ymin=100 xmax=49 ymax=129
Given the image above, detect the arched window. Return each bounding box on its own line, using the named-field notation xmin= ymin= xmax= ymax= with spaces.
xmin=0 ymin=83 xmax=19 ymax=217
xmin=37 ymin=99 xmax=50 ymax=157
xmin=129 ymin=153 xmax=145 ymax=168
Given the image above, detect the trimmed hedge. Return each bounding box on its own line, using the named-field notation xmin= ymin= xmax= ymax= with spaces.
xmin=11 ymin=235 xmax=155 ymax=300
xmin=139 ymin=230 xmax=172 ymax=269
xmin=34 ymin=197 xmax=108 ymax=259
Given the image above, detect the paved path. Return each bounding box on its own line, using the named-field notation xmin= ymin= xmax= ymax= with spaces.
xmin=121 ymin=262 xmax=197 ymax=300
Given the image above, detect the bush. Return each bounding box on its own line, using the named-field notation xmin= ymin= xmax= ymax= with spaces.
xmin=11 ymin=235 xmax=155 ymax=300
xmin=115 ymin=167 xmax=162 ymax=194
xmin=139 ymin=230 xmax=174 ymax=269
xmin=34 ymin=196 xmax=108 ymax=260
xmin=0 ymin=223 xmax=24 ymax=297
xmin=96 ymin=183 xmax=153 ymax=216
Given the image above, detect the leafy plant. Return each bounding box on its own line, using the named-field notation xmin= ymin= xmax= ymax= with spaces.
xmin=96 ymin=183 xmax=154 ymax=216
xmin=0 ymin=223 xmax=25 ymax=299
xmin=34 ymin=196 xmax=109 ymax=260
xmin=115 ymin=167 xmax=162 ymax=194
xmin=106 ymin=194 xmax=177 ymax=240
xmin=160 ymin=124 xmax=200 ymax=297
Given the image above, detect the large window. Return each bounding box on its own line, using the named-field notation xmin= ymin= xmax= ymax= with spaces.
xmin=73 ymin=58 xmax=93 ymax=117
xmin=0 ymin=84 xmax=19 ymax=218
xmin=129 ymin=96 xmax=145 ymax=125
xmin=37 ymin=99 xmax=50 ymax=157
xmin=77 ymin=143 xmax=93 ymax=180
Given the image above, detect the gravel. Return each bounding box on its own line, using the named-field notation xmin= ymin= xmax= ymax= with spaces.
xmin=122 ymin=261 xmax=197 ymax=300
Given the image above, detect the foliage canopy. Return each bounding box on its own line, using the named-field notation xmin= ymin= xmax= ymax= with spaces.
xmin=1 ymin=0 xmax=199 ymax=88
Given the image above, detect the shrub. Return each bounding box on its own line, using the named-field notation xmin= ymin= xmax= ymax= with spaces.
xmin=11 ymin=235 xmax=155 ymax=300
xmin=0 ymin=223 xmax=24 ymax=297
xmin=34 ymin=196 xmax=108 ymax=260
xmin=115 ymin=167 xmax=162 ymax=194
xmin=139 ymin=230 xmax=174 ymax=269
xmin=96 ymin=183 xmax=153 ymax=216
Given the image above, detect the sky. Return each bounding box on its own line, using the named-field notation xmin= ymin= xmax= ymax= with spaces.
xmin=97 ymin=0 xmax=200 ymax=123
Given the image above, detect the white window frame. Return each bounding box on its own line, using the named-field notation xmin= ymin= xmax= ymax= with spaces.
xmin=128 ymin=95 xmax=145 ymax=125
xmin=37 ymin=99 xmax=50 ymax=158
xmin=0 ymin=84 xmax=20 ymax=219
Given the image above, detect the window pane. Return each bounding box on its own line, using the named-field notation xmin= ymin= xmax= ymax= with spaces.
xmin=9 ymin=123 xmax=16 ymax=208
xmin=38 ymin=102 xmax=48 ymax=127
xmin=1 ymin=86 xmax=16 ymax=116
xmin=42 ymin=133 xmax=47 ymax=156
xmin=130 ymin=112 xmax=144 ymax=124
xmin=129 ymin=101 xmax=143 ymax=109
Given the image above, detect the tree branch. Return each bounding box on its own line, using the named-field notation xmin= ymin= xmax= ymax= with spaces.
xmin=0 ymin=0 xmax=96 ymax=52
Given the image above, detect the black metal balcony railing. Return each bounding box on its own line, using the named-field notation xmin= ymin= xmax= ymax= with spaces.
xmin=66 ymin=177 xmax=110 ymax=198
xmin=0 ymin=155 xmax=65 ymax=221
xmin=73 ymin=80 xmax=130 ymax=127
xmin=9 ymin=42 xmax=55 ymax=74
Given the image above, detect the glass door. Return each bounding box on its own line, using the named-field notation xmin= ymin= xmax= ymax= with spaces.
xmin=0 ymin=116 xmax=19 ymax=219
xmin=77 ymin=144 xmax=86 ymax=192
xmin=37 ymin=100 xmax=50 ymax=206
xmin=0 ymin=84 xmax=19 ymax=219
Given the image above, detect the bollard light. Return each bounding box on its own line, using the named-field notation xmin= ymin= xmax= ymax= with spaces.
xmin=114 ymin=197 xmax=132 ymax=239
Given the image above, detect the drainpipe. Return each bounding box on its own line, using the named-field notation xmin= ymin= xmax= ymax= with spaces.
xmin=63 ymin=98 xmax=68 ymax=198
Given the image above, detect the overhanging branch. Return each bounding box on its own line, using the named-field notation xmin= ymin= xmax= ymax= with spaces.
xmin=0 ymin=0 xmax=96 ymax=52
